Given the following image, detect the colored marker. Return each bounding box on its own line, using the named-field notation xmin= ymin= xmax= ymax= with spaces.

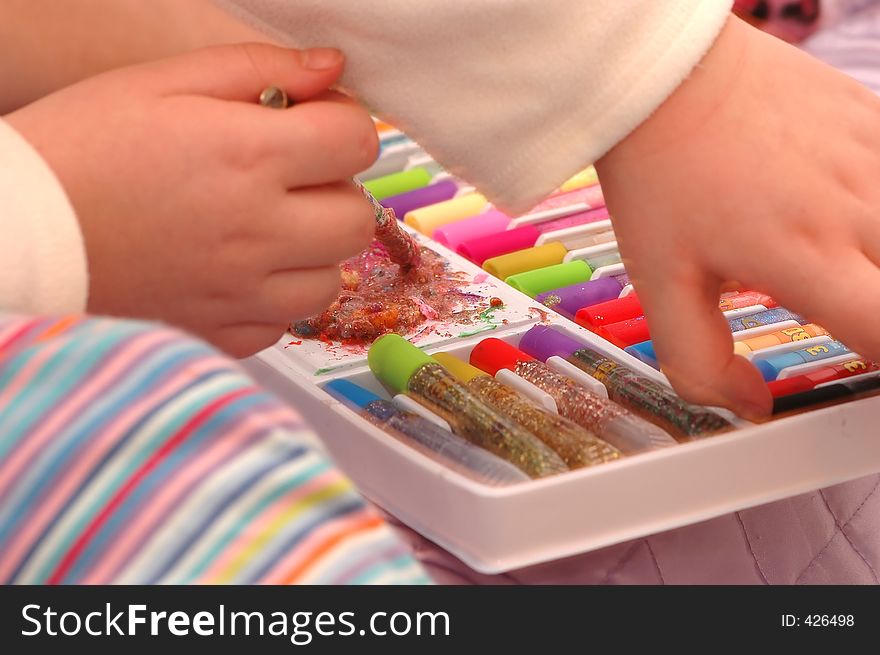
xmin=382 ymin=179 xmax=459 ymax=220
xmin=469 ymin=338 xmax=677 ymax=453
xmin=766 ymin=359 xmax=880 ymax=397
xmin=325 ymin=380 xmax=529 ymax=484
xmin=575 ymin=294 xmax=643 ymax=331
xmin=363 ymin=167 xmax=432 ymax=200
xmin=483 ymin=243 xmax=568 ymax=280
xmin=459 ymin=226 xmax=541 ymax=265
xmin=733 ymin=324 xmax=830 ymax=356
xmin=505 ymin=261 xmax=592 ymax=298
xmin=536 ymin=277 xmax=623 ymax=319
xmin=432 ymin=353 xmax=621 ymax=468
xmin=596 ymin=316 xmax=652 ymax=349
xmin=519 ymin=326 xmax=734 ymax=439
xmin=728 ymin=308 xmax=806 ymax=332
xmin=368 ymin=335 xmax=567 ymax=478
xmin=432 ymin=210 xmax=512 ymax=251
xmin=718 ymin=290 xmax=777 ymax=312
xmin=624 ymin=340 xmax=660 ymax=370
xmin=751 ymin=340 xmax=853 ymax=381
xmin=404 ymin=193 xmax=489 ymax=236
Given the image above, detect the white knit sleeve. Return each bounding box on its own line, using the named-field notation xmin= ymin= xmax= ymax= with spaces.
xmin=215 ymin=0 xmax=733 ymax=213
xmin=0 ymin=119 xmax=88 ymax=314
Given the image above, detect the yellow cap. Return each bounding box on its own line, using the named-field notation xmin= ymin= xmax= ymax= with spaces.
xmin=482 ymin=242 xmax=568 ymax=280
xmin=431 ymin=352 xmax=488 ymax=383
xmin=558 ymin=166 xmax=598 ymax=192
xmin=733 ymin=341 xmax=751 ymax=357
xmin=403 ymin=193 xmax=488 ymax=236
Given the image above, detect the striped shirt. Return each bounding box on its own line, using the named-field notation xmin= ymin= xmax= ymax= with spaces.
xmin=0 ymin=315 xmax=429 ymax=584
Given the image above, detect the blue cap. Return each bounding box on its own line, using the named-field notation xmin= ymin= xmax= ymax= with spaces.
xmin=624 ymin=340 xmax=659 ymax=370
xmin=324 ymin=379 xmax=382 ymax=409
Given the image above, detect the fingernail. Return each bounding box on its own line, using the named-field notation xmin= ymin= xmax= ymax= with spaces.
xmin=301 ymin=48 xmax=344 ymax=71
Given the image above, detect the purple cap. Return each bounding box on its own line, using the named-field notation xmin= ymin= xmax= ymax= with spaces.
xmin=519 ymin=325 xmax=586 ymax=362
xmin=433 ymin=210 xmax=511 ymax=250
xmin=535 ymin=277 xmax=622 ymax=318
xmin=381 ymin=179 xmax=458 ymax=219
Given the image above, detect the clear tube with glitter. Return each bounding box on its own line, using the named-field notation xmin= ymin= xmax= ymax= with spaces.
xmin=518 ymin=326 xmax=734 ymax=440
xmin=324 ymin=380 xmax=530 ymax=485
xmin=368 ymin=335 xmax=568 ymax=478
xmin=432 ymin=353 xmax=622 ymax=468
xmin=469 ymin=339 xmax=677 ymax=454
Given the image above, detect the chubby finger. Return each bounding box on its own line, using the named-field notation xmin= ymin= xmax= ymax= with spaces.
xmin=264 ymin=94 xmax=379 ymax=185
xmin=246 ymin=266 xmax=343 ymax=325
xmin=149 ymin=43 xmax=345 ymax=103
xmin=638 ymin=267 xmax=772 ymax=419
xmin=263 ymin=182 xmax=375 ymax=269
xmin=210 ymin=322 xmax=290 ymax=359
xmin=763 ymin=251 xmax=880 ymax=360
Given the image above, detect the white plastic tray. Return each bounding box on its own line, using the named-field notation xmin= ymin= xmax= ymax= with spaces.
xmin=243 ymin=229 xmax=880 ymax=573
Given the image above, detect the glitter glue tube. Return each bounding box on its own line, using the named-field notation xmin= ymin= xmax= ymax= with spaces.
xmin=718 ymin=290 xmax=777 ymax=312
xmin=457 ymin=226 xmax=541 ymax=265
xmin=433 ymin=210 xmax=512 ymax=251
xmin=733 ymin=324 xmax=830 ymax=356
xmin=519 ymin=326 xmax=734 ymax=440
xmin=432 ymin=353 xmax=622 ymax=468
xmin=469 ymin=338 xmax=677 ymax=453
xmin=505 ymin=261 xmax=592 ymax=298
xmin=483 ymin=242 xmax=569 ymax=280
xmin=324 ymin=379 xmax=529 ymax=485
xmin=751 ymin=340 xmax=854 ymax=382
xmin=596 ymin=316 xmax=651 ymax=349
xmin=575 ymin=294 xmax=643 ymax=331
xmin=766 ymin=359 xmax=880 ymax=397
xmin=728 ymin=308 xmax=806 ymax=332
xmin=362 ymin=167 xmax=432 ymax=200
xmin=536 ymin=277 xmax=622 ymax=319
xmin=624 ymin=340 xmax=660 ymax=369
xmin=403 ymin=193 xmax=489 ymax=236
xmin=368 ymin=335 xmax=568 ymax=478
xmin=382 ymin=179 xmax=459 ymax=219
xmin=772 ymin=375 xmax=880 ymax=415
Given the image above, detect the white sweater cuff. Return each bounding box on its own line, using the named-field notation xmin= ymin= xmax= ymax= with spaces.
xmin=218 ymin=0 xmax=733 ymax=213
xmin=0 ymin=119 xmax=88 ymax=314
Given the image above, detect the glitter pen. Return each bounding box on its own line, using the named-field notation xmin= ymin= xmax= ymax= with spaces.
xmin=368 ymin=335 xmax=568 ymax=478
xmin=518 ymin=326 xmax=733 ymax=440
xmin=431 ymin=353 xmax=622 ymax=468
xmin=324 ymin=379 xmax=530 ymax=485
xmin=259 ymin=86 xmax=421 ymax=270
xmin=469 ymin=338 xmax=677 ymax=454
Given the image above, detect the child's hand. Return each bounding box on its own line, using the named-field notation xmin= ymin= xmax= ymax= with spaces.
xmin=5 ymin=44 xmax=378 ymax=356
xmin=596 ymin=17 xmax=880 ymax=419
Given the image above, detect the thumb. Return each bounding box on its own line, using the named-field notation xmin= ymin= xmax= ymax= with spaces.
xmin=146 ymin=43 xmax=345 ymax=103
xmin=639 ymin=270 xmax=772 ymax=420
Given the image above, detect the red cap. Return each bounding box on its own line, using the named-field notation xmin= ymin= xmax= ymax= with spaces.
xmin=766 ymin=375 xmax=816 ymax=398
xmin=574 ymin=293 xmax=643 ymax=331
xmin=596 ymin=315 xmax=651 ymax=349
xmin=469 ymin=338 xmax=535 ymax=376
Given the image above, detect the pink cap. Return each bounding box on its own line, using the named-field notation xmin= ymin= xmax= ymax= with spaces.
xmin=433 ymin=210 xmax=512 ymax=251
xmin=457 ymin=226 xmax=541 ymax=265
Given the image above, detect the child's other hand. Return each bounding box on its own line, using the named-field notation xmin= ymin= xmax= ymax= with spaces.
xmin=596 ymin=17 xmax=880 ymax=419
xmin=5 ymin=44 xmax=378 ymax=357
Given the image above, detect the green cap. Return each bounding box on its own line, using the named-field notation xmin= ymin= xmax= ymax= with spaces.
xmin=362 ymin=167 xmax=432 ymax=201
xmin=368 ymin=334 xmax=434 ymax=393
xmin=505 ymin=260 xmax=592 ymax=298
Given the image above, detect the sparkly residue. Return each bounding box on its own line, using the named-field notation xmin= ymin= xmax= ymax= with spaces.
xmin=292 ymin=241 xmax=501 ymax=345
